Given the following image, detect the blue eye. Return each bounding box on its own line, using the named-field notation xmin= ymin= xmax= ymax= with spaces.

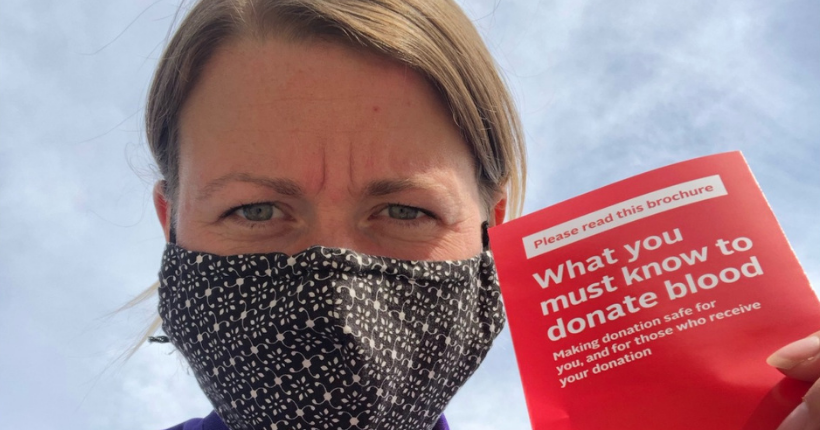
xmin=386 ymin=204 xmax=424 ymax=220
xmin=237 ymin=203 xmax=275 ymax=221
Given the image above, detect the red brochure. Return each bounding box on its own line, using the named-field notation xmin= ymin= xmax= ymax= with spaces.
xmin=489 ymin=152 xmax=820 ymax=430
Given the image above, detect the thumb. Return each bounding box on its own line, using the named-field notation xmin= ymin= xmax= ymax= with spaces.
xmin=767 ymin=333 xmax=820 ymax=381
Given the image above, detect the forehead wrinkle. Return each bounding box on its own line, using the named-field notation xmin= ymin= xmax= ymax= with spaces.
xmin=196 ymin=172 xmax=303 ymax=201
xmin=348 ymin=137 xmax=354 ymax=195
xmin=318 ymin=142 xmax=327 ymax=194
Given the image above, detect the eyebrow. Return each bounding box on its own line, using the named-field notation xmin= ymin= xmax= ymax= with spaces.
xmin=196 ymin=173 xmax=303 ymax=201
xmin=196 ymin=174 xmax=435 ymax=201
xmin=364 ymin=179 xmax=421 ymax=197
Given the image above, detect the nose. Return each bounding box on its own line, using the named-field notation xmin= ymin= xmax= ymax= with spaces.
xmin=291 ymin=213 xmax=364 ymax=253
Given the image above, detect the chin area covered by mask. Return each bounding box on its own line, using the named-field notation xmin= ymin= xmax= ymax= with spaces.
xmin=157 ymin=240 xmax=505 ymax=430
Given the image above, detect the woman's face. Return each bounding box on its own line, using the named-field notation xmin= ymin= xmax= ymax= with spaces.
xmin=154 ymin=37 xmax=504 ymax=260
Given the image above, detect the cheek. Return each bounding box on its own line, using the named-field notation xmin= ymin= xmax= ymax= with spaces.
xmin=171 ymin=192 xmax=203 ymax=248
xmin=170 ymin=158 xmax=216 ymax=248
xmin=424 ymin=200 xmax=486 ymax=260
xmin=437 ymin=228 xmax=484 ymax=260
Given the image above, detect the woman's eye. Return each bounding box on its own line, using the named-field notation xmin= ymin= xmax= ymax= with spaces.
xmin=385 ymin=204 xmax=424 ymax=220
xmin=236 ymin=203 xmax=276 ymax=221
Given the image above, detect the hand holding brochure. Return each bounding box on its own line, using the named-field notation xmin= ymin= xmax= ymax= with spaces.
xmin=489 ymin=152 xmax=820 ymax=430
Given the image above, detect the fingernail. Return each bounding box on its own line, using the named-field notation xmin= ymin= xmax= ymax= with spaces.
xmin=767 ymin=336 xmax=820 ymax=370
xmin=776 ymin=402 xmax=811 ymax=430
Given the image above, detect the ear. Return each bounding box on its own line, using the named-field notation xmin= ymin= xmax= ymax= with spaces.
xmin=489 ymin=190 xmax=508 ymax=227
xmin=152 ymin=181 xmax=173 ymax=242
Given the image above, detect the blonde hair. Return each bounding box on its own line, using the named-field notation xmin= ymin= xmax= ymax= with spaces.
xmin=133 ymin=0 xmax=526 ymax=353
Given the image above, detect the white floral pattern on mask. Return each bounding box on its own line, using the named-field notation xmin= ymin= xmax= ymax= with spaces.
xmin=159 ymin=245 xmax=505 ymax=430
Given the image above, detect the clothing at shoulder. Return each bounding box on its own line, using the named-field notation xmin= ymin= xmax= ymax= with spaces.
xmin=162 ymin=411 xmax=451 ymax=430
xmin=161 ymin=411 xmax=225 ymax=430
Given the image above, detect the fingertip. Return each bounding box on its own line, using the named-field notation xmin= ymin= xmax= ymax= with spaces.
xmin=768 ymin=336 xmax=820 ymax=371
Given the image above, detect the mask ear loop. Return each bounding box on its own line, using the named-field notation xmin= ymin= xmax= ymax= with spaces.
xmin=482 ymin=221 xmax=490 ymax=251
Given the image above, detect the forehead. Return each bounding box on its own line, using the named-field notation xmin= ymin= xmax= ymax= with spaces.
xmin=177 ymin=36 xmax=477 ymax=196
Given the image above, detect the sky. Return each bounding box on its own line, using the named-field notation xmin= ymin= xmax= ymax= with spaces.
xmin=0 ymin=0 xmax=818 ymax=429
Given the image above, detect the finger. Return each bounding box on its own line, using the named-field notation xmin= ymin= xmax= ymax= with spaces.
xmin=776 ymin=379 xmax=820 ymax=430
xmin=767 ymin=334 xmax=820 ymax=382
xmin=807 ymin=380 xmax=820 ymax=420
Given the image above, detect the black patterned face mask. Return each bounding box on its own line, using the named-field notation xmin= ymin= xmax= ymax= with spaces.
xmin=158 ymin=243 xmax=505 ymax=430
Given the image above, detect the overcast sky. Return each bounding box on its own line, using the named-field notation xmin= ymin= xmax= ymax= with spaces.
xmin=1 ymin=0 xmax=818 ymax=429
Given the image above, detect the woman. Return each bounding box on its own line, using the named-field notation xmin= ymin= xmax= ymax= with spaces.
xmin=141 ymin=0 xmax=820 ymax=429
